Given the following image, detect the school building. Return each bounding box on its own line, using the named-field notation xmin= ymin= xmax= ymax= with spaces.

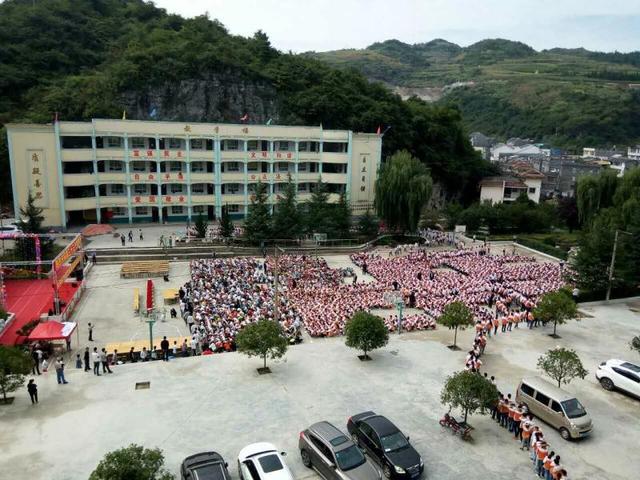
xmin=6 ymin=119 xmax=381 ymax=228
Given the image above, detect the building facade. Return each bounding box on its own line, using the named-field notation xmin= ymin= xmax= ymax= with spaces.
xmin=6 ymin=119 xmax=381 ymax=228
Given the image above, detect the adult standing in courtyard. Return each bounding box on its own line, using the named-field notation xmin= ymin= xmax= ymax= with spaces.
xmin=31 ymin=347 xmax=41 ymax=375
xmin=160 ymin=336 xmax=170 ymax=361
xmin=87 ymin=322 xmax=94 ymax=342
xmin=139 ymin=229 xmax=143 ymax=241
xmin=92 ymin=347 xmax=101 ymax=376
xmin=100 ymin=348 xmax=112 ymax=374
xmin=54 ymin=357 xmax=68 ymax=384
xmin=83 ymin=346 xmax=90 ymax=371
xmin=27 ymin=379 xmax=38 ymax=404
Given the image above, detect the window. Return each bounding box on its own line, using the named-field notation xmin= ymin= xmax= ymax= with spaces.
xmin=241 ymin=460 xmax=260 ymax=480
xmin=258 ymin=455 xmax=283 ymax=474
xmin=276 ymin=141 xmax=292 ymax=151
xmin=309 ymin=435 xmax=332 ymax=461
xmin=247 ymin=140 xmax=269 ymax=151
xmin=135 ymin=207 xmax=149 ymax=216
xmin=322 ymin=141 xmax=348 ymax=153
xmin=192 ymin=205 xmax=205 ymax=214
xmin=520 ymin=383 xmax=535 ymax=397
xmin=247 ymin=162 xmax=259 ymax=172
xmin=191 ymin=162 xmax=206 ymax=173
xmin=298 ymin=183 xmax=309 ymax=193
xmin=225 ymin=162 xmax=240 ymax=172
xmin=105 ymin=137 xmax=123 ymax=148
xmin=561 ymin=399 xmax=587 ymax=418
xmin=170 ymin=184 xmax=183 ymax=194
xmin=167 ymin=138 xmax=183 ymax=150
xmin=190 ymin=138 xmax=204 ymax=150
xmin=277 ymin=162 xmax=289 ymax=172
xmin=528 ymin=187 xmax=536 ymax=194
xmin=380 ymin=431 xmax=409 ymax=453
xmin=107 ymin=161 xmax=123 ymax=172
xmin=169 ymin=162 xmax=182 ymax=172
xmin=322 ymin=163 xmax=347 ymax=174
xmin=133 ymin=184 xmax=148 ymax=195
xmin=621 ymin=362 xmax=640 ymax=373
xmin=298 ymin=163 xmax=308 ymax=172
xmin=613 ymin=367 xmax=640 ymax=383
xmin=359 ymin=423 xmax=373 ymax=438
xmin=550 ymin=401 xmax=563 ymax=413
xmin=534 ymin=391 xmax=550 ymax=406
xmin=61 ymin=136 xmax=92 ymax=149
xmin=109 ymin=184 xmax=124 ymax=195
xmin=228 ymin=204 xmax=240 ymax=213
xmin=131 ymin=137 xmax=146 ymax=149
xmin=298 ymin=141 xmax=319 ymax=152
xmin=223 ymin=139 xmax=240 ymax=151
xmin=131 ymin=161 xmax=147 ymax=172
xmin=171 ymin=206 xmax=184 ymax=215
xmin=224 ymin=184 xmax=240 ymax=194
xmin=111 ymin=207 xmax=127 ymax=216
xmin=191 ymin=184 xmax=205 ymax=194
xmin=335 ymin=445 xmax=365 ymax=471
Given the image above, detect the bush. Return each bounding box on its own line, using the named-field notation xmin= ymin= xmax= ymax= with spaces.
xmin=0 ymin=346 xmax=32 ymax=403
xmin=89 ymin=444 xmax=174 ymax=480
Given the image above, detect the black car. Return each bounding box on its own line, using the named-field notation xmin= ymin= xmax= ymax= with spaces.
xmin=181 ymin=451 xmax=232 ymax=480
xmin=347 ymin=411 xmax=424 ymax=479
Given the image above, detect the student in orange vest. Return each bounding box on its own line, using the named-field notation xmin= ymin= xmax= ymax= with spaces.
xmin=492 ymin=316 xmax=499 ymax=335
xmin=530 ymin=430 xmax=543 ymax=463
xmin=543 ymin=451 xmax=555 ymax=480
xmin=507 ymin=313 xmax=514 ymax=331
xmin=507 ymin=399 xmax=517 ymax=432
xmin=536 ymin=442 xmax=549 ymax=477
xmin=498 ymin=395 xmax=508 ymax=427
xmin=513 ymin=404 xmax=524 ymax=439
xmin=549 ymin=455 xmax=562 ymax=480
xmin=520 ymin=419 xmax=532 ymax=450
xmin=501 ymin=315 xmax=509 ymax=333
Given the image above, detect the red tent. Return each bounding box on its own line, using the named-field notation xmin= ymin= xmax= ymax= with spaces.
xmin=28 ymin=321 xmax=77 ymax=341
xmin=146 ymin=279 xmax=154 ymax=311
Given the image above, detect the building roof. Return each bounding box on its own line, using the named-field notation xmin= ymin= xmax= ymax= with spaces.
xmin=479 ymin=176 xmax=527 ymax=188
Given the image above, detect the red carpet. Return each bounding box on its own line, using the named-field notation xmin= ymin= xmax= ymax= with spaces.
xmin=0 ymin=279 xmax=81 ymax=346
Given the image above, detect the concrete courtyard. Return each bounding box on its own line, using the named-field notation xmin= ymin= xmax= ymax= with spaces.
xmin=1 ymin=254 xmax=639 ymax=480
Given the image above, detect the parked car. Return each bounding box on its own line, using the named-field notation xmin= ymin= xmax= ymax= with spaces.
xmin=595 ymin=359 xmax=640 ymax=398
xmin=181 ymin=451 xmax=232 ymax=480
xmin=237 ymin=442 xmax=294 ymax=480
xmin=515 ymin=376 xmax=592 ymax=440
xmin=299 ymin=421 xmax=382 ymax=479
xmin=0 ymin=224 xmax=22 ymax=235
xmin=347 ymin=411 xmax=423 ymax=479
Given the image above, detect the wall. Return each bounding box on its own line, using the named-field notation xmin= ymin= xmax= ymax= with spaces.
xmin=349 ymin=133 xmax=381 ymax=213
xmin=479 ymin=184 xmax=504 ymax=204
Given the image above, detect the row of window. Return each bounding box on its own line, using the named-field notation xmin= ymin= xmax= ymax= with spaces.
xmin=109 ymin=205 xmax=225 ymax=216
xmin=62 ymin=136 xmax=343 ymax=152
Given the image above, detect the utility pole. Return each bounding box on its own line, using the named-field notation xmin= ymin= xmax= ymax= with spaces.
xmin=606 ymin=230 xmax=632 ymax=302
xmin=146 ymin=316 xmax=156 ymax=352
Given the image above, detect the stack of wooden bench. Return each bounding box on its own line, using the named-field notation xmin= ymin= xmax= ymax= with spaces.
xmin=120 ymin=260 xmax=169 ymax=279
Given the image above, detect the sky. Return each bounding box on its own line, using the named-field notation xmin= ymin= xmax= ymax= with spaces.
xmin=153 ymin=0 xmax=640 ymax=53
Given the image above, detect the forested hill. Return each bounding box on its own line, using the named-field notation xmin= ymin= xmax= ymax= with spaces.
xmin=0 ymin=0 xmax=493 ymax=206
xmin=310 ymin=39 xmax=640 ymax=150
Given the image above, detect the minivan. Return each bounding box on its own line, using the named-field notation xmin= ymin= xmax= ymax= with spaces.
xmin=515 ymin=376 xmax=592 ymax=440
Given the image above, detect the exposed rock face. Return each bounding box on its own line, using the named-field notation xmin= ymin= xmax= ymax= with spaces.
xmin=119 ymin=72 xmax=281 ymax=123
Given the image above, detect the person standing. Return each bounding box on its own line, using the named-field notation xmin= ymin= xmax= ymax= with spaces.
xmin=92 ymin=347 xmax=101 ymax=376
xmin=54 ymin=357 xmax=68 ymax=384
xmin=65 ymin=336 xmax=71 ymax=352
xmin=160 ymin=336 xmax=170 ymax=361
xmin=100 ymin=348 xmax=112 ymax=374
xmin=31 ymin=348 xmax=41 ymax=375
xmin=27 ymin=379 xmax=38 ymax=404
xmin=83 ymin=347 xmax=90 ymax=371
xmin=88 ymin=322 xmax=94 ymax=342
xmin=120 ymin=234 xmax=126 ymax=246
xmin=128 ymin=230 xmax=133 ymax=242
xmin=139 ymin=228 xmax=143 ymax=241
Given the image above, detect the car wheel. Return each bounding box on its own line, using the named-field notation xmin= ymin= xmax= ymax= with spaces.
xmin=301 ymin=449 xmax=312 ymax=468
xmin=559 ymin=427 xmax=571 ymax=441
xmin=383 ymin=464 xmax=392 ymax=479
xmin=351 ymin=433 xmax=360 ymax=447
xmin=600 ymin=377 xmax=614 ymax=391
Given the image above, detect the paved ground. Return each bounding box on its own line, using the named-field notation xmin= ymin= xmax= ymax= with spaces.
xmin=2 ymin=254 xmax=638 ymax=480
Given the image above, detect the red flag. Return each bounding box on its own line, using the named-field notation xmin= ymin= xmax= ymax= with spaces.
xmin=376 ymin=125 xmax=381 ymax=135
xmin=240 ymin=113 xmax=249 ymax=122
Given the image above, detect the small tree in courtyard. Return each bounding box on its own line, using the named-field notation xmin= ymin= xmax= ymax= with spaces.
xmin=537 ymin=348 xmax=588 ymax=388
xmin=236 ymin=319 xmax=288 ymax=373
xmin=219 ymin=205 xmax=234 ymax=239
xmin=533 ymin=289 xmax=578 ymax=338
xmin=0 ymin=346 xmax=32 ymax=404
xmin=437 ymin=301 xmax=474 ymax=350
xmin=89 ymin=444 xmax=174 ymax=480
xmin=358 ymin=209 xmax=379 ymax=238
xmin=244 ymin=181 xmax=272 ymax=243
xmin=440 ymin=370 xmax=499 ymax=424
xmin=194 ymin=213 xmax=208 ymax=239
xmin=344 ymin=311 xmax=389 ymax=360
xmin=631 ymin=336 xmax=640 ymax=355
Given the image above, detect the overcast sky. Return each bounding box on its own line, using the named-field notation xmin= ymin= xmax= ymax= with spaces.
xmin=153 ymin=0 xmax=640 ymax=53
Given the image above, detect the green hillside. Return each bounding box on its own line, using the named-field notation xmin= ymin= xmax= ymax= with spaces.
xmin=0 ymin=0 xmax=494 ymax=207
xmin=310 ymin=39 xmax=640 ymax=149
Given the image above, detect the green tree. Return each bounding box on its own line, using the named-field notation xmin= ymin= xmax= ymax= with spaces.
xmin=89 ymin=444 xmax=174 ymax=480
xmin=194 ymin=213 xmax=208 ymax=239
xmin=572 ymin=209 xmax=616 ymax=292
xmin=330 ymin=191 xmax=352 ymax=238
xmin=344 ymin=311 xmax=389 ymax=360
xmin=219 ymin=205 xmax=234 ymax=239
xmin=440 ymin=370 xmax=499 ymax=423
xmin=537 ymin=348 xmax=588 ymax=388
xmin=272 ymin=176 xmax=301 ymax=239
xmin=244 ymin=181 xmax=272 ymax=244
xmin=375 ymin=150 xmax=433 ymax=232
xmin=437 ymin=301 xmax=474 ymax=349
xmin=556 ymin=196 xmax=580 ymax=232
xmin=358 ymin=210 xmax=379 ymax=238
xmin=0 ymin=346 xmax=32 ymax=403
xmin=630 ymin=336 xmax=640 ymax=355
xmin=304 ymin=179 xmax=330 ymax=235
xmin=236 ymin=319 xmax=288 ymax=370
xmin=17 ymin=190 xmax=45 ymax=233
xmin=532 ymin=290 xmax=578 ymax=337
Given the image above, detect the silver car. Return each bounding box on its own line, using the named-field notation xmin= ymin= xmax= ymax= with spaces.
xmin=299 ymin=421 xmax=382 ymax=480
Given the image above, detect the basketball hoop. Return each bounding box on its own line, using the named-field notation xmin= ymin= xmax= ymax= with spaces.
xmin=383 ymin=291 xmax=405 ymax=335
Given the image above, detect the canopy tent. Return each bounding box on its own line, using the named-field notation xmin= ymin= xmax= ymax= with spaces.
xmin=28 ymin=321 xmax=77 ymax=341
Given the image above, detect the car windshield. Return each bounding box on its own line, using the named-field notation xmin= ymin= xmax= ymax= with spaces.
xmin=335 ymin=445 xmax=366 ymax=471
xmin=258 ymin=454 xmax=283 ymax=473
xmin=621 ymin=362 xmax=640 ymax=373
xmin=193 ymin=463 xmax=226 ymax=480
xmin=561 ymin=398 xmax=587 ymax=419
xmin=380 ymin=431 xmax=409 ymax=452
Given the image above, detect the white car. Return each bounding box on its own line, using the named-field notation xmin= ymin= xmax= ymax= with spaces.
xmin=237 ymin=443 xmax=294 ymax=480
xmin=595 ymin=359 xmax=640 ymax=398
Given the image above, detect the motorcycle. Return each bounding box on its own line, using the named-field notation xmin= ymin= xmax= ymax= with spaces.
xmin=439 ymin=413 xmax=473 ymax=440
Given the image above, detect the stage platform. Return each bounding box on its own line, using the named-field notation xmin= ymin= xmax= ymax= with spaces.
xmin=0 ymin=279 xmax=81 ymax=346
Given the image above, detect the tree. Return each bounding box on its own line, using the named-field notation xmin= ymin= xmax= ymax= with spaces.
xmin=194 ymin=213 xmax=208 ymax=239
xmin=631 ymin=336 xmax=640 ymax=355
xmin=344 ymin=311 xmax=389 ymax=360
xmin=16 ymin=190 xmax=45 ymax=233
xmin=304 ymin=179 xmax=330 ymax=235
xmin=219 ymin=205 xmax=234 ymax=239
xmin=572 ymin=209 xmax=616 ymax=292
xmin=437 ymin=301 xmax=474 ymax=350
xmin=556 ymin=196 xmax=580 ymax=232
xmin=532 ymin=290 xmax=578 ymax=338
xmin=244 ymin=181 xmax=272 ymax=244
xmin=375 ymin=150 xmax=433 ymax=232
xmin=329 ymin=191 xmax=352 ymax=239
xmin=0 ymin=346 xmax=32 ymax=404
xmin=537 ymin=348 xmax=588 ymax=388
xmin=271 ymin=176 xmax=301 ymax=239
xmin=440 ymin=370 xmax=499 ymax=423
xmin=236 ymin=319 xmax=288 ymax=371
xmin=89 ymin=444 xmax=174 ymax=480
xmin=358 ymin=210 xmax=379 ymax=238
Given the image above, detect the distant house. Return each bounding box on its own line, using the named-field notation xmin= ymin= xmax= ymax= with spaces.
xmin=469 ymin=132 xmax=495 ymax=161
xmin=479 ymin=161 xmax=544 ymax=204
xmin=490 ymin=143 xmax=543 ymax=162
xmin=628 ymin=145 xmax=640 ymax=160
xmin=582 ymin=147 xmax=626 ymax=160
